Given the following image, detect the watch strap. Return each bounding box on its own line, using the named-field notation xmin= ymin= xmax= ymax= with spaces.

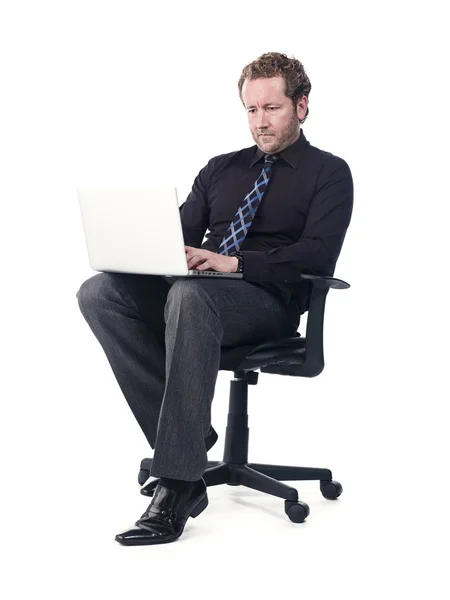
xmin=231 ymin=251 xmax=244 ymax=273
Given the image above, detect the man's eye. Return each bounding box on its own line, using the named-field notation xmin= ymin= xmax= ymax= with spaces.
xmin=248 ymin=107 xmax=278 ymax=113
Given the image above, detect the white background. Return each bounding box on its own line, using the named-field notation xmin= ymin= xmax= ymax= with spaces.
xmin=1 ymin=0 xmax=449 ymax=598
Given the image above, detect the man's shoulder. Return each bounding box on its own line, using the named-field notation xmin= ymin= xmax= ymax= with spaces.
xmin=306 ymin=140 xmax=351 ymax=174
xmin=206 ymin=145 xmax=256 ymax=167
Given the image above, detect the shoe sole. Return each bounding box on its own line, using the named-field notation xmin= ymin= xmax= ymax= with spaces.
xmin=190 ymin=494 xmax=208 ymax=518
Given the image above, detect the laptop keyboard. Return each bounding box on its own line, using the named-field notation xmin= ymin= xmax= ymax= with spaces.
xmin=189 ymin=270 xmax=230 ymax=277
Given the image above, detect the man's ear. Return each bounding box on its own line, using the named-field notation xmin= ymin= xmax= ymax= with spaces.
xmin=297 ymin=96 xmax=308 ymax=120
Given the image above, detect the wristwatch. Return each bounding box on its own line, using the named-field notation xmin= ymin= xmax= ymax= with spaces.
xmin=230 ymin=251 xmax=244 ymax=274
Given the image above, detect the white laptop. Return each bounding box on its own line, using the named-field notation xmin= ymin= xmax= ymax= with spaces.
xmin=77 ymin=188 xmax=243 ymax=279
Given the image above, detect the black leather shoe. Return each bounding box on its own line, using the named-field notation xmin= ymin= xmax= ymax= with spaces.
xmin=140 ymin=427 xmax=218 ymax=497
xmin=115 ymin=478 xmax=208 ymax=546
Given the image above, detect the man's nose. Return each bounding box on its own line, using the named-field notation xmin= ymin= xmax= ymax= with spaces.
xmin=255 ymin=110 xmax=270 ymax=129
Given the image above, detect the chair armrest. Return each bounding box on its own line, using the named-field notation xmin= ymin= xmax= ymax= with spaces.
xmin=300 ymin=274 xmax=351 ymax=377
xmin=299 ymin=273 xmax=350 ymax=290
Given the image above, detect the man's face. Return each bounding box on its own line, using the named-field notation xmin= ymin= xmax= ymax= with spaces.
xmin=241 ymin=76 xmax=308 ymax=154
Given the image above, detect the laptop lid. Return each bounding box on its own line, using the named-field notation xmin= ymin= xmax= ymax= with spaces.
xmin=77 ymin=187 xmax=194 ymax=277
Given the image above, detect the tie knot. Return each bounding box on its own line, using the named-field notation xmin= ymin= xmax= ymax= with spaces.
xmin=264 ymin=154 xmax=280 ymax=165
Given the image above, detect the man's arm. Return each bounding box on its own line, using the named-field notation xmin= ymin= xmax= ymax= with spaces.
xmin=241 ymin=157 xmax=354 ymax=282
xmin=179 ymin=161 xmax=211 ymax=248
xmin=180 ymin=159 xmax=239 ymax=273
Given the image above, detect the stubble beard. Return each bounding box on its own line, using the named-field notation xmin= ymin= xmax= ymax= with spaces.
xmin=253 ymin=111 xmax=300 ymax=154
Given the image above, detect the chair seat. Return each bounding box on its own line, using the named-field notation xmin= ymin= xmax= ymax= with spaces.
xmin=219 ymin=332 xmax=306 ymax=375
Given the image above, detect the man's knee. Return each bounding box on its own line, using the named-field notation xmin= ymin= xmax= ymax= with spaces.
xmin=76 ymin=272 xmax=118 ymax=312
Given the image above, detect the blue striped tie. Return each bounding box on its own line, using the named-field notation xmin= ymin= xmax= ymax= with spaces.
xmin=218 ymin=154 xmax=280 ymax=255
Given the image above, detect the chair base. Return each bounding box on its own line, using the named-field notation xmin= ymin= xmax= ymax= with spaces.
xmin=138 ymin=457 xmax=337 ymax=503
xmin=138 ymin=371 xmax=343 ymax=516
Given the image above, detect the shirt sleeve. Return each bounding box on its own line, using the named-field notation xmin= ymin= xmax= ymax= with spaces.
xmin=179 ymin=161 xmax=211 ymax=248
xmin=241 ymin=157 xmax=354 ymax=282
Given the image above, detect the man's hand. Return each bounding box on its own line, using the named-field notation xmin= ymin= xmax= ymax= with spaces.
xmin=185 ymin=246 xmax=238 ymax=273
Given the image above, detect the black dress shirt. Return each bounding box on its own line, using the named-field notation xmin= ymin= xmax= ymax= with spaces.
xmin=180 ymin=128 xmax=353 ymax=319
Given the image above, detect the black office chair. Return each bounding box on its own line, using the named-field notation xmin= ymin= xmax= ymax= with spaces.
xmin=138 ymin=273 xmax=350 ymax=523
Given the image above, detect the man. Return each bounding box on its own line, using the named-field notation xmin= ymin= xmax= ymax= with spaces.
xmin=76 ymin=52 xmax=353 ymax=546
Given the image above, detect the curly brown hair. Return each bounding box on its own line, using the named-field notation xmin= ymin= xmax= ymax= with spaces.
xmin=238 ymin=52 xmax=311 ymax=124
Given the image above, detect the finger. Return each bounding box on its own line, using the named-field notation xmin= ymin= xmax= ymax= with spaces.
xmin=189 ymin=257 xmax=203 ymax=269
xmin=187 ymin=252 xmax=199 ymax=265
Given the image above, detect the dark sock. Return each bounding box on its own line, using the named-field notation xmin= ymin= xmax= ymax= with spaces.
xmin=159 ymin=476 xmax=197 ymax=492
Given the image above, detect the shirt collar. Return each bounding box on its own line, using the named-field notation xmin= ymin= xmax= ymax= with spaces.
xmin=250 ymin=128 xmax=310 ymax=168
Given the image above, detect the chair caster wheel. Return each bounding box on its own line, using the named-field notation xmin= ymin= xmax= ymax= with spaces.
xmin=285 ymin=500 xmax=310 ymax=523
xmin=320 ymin=480 xmax=343 ymax=500
xmin=138 ymin=468 xmax=150 ymax=486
